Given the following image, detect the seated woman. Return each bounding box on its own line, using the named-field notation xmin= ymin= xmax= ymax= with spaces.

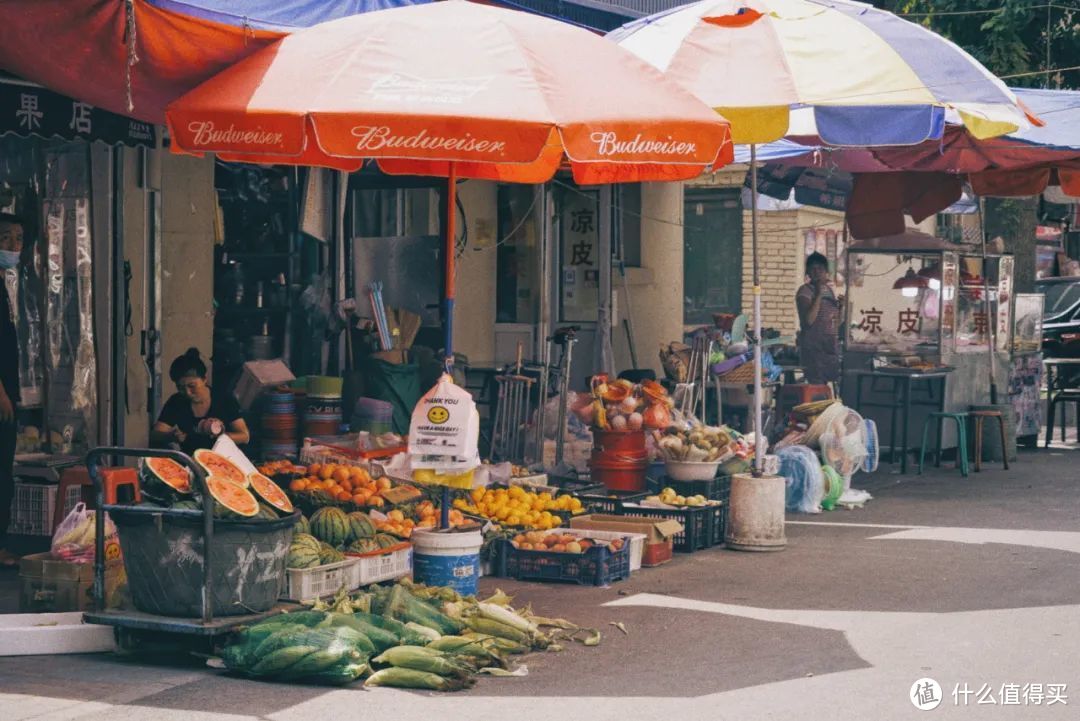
xmin=151 ymin=348 xmax=250 ymax=455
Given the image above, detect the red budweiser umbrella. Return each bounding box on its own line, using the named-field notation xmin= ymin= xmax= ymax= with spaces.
xmin=167 ymin=1 xmax=733 ymax=360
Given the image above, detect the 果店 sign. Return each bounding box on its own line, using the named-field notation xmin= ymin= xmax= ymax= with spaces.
xmin=1 ymin=81 xmax=155 ymax=147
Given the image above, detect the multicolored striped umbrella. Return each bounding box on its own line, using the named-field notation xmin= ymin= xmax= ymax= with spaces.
xmin=609 ymin=0 xmax=1035 ymax=145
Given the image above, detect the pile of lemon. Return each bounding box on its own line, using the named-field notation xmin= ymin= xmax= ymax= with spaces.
xmin=452 ymin=485 xmax=583 ymax=530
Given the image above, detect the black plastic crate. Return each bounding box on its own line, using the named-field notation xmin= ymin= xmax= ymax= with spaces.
xmin=545 ymin=475 xmax=605 ymax=495
xmin=492 ymin=537 xmax=631 ymax=586
xmin=573 ymin=489 xmax=649 ymax=515
xmin=649 ymin=473 xmax=732 ymax=501
xmin=616 ymin=504 xmax=718 ymax=552
xmin=707 ymin=502 xmax=726 ymax=547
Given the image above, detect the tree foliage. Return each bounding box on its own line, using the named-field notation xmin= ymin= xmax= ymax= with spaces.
xmin=875 ymin=1 xmax=1080 ymax=88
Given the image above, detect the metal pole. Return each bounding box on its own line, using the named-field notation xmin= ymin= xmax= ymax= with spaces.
xmin=440 ymin=164 xmax=458 ymax=531
xmin=444 ymin=164 xmax=457 ymax=365
xmin=978 ymin=197 xmax=998 ymax=404
xmin=751 ymin=145 xmax=764 ymax=477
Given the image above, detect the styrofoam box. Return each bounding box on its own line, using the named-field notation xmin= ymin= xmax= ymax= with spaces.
xmin=0 ymin=612 xmax=116 ymax=656
xmin=281 ymin=558 xmax=361 ymax=602
xmin=562 ymin=529 xmax=648 ymax=572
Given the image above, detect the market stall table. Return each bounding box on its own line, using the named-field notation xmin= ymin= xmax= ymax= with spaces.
xmin=1042 ymin=357 xmax=1080 ymax=446
xmin=850 ymin=368 xmax=952 ymax=474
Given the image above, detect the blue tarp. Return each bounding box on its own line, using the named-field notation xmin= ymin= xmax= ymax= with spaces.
xmin=147 ymin=0 xmax=430 ymax=31
xmin=736 ymin=88 xmax=1080 ymax=213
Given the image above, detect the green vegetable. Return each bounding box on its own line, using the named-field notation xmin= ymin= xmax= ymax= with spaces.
xmin=465 ymin=616 xmax=531 ymax=645
xmin=365 ymin=667 xmax=474 ymax=691
xmin=373 ymin=646 xmax=473 ymax=679
xmin=252 ymin=645 xmax=319 ymax=675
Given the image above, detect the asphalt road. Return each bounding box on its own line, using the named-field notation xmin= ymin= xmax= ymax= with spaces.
xmin=3 ymin=447 xmax=1080 ymax=721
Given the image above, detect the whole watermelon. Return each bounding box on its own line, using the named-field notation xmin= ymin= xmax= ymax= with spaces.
xmin=287 ymin=543 xmax=321 ymax=569
xmin=310 ymin=507 xmax=350 ymax=546
xmin=319 ymin=542 xmax=346 ymax=565
xmin=295 ymin=514 xmax=310 ymax=536
xmin=347 ymin=537 xmax=380 ymax=554
xmin=256 ymin=503 xmax=281 ymax=520
xmin=171 ymin=499 xmax=202 ymax=511
xmin=374 ymin=533 xmax=399 ymax=549
xmin=346 ymin=512 xmax=376 ymax=543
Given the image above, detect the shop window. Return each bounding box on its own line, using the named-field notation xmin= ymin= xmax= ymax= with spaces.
xmin=684 ymin=188 xmax=742 ymax=324
xmin=352 ymin=188 xmax=436 ymax=237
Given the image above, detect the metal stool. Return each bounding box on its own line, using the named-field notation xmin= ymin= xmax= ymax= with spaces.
xmin=970 ymin=410 xmax=1009 ymax=472
xmin=1044 ymin=389 xmax=1080 ymax=447
xmin=918 ymin=412 xmax=969 ymax=477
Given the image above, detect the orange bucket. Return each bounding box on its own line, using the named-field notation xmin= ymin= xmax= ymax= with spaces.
xmin=591 ymin=430 xmax=648 ymax=492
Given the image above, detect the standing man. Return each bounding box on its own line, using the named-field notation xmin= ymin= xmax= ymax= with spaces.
xmin=0 ymin=213 xmax=22 ymax=568
xmin=796 ymin=252 xmax=841 ymax=386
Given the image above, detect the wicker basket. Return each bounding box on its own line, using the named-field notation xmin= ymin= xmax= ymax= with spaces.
xmin=714 ymin=361 xmax=762 ymax=385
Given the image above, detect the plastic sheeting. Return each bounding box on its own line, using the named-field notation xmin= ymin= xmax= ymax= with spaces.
xmin=778 ymin=445 xmax=824 ymax=514
xmin=0 ymin=0 xmax=429 ymax=123
xmin=72 ymin=199 xmax=97 ymax=416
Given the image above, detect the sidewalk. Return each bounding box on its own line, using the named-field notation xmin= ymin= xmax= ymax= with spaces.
xmin=3 ymin=447 xmax=1079 ymax=720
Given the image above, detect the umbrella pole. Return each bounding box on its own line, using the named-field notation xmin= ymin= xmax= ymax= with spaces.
xmin=751 ymin=144 xmax=764 ymax=477
xmin=441 ymin=163 xmax=458 ymax=531
xmin=978 ymin=197 xmax=998 ymax=404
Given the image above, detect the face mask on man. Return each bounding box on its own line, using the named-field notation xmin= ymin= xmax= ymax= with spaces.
xmin=0 ymin=250 xmax=18 ymax=269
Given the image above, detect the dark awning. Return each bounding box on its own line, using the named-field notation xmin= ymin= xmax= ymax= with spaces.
xmin=0 ymin=79 xmax=156 ymax=147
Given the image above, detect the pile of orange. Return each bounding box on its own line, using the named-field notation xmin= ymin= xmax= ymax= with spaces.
xmin=287 ymin=462 xmax=392 ymax=508
xmin=375 ymin=501 xmax=470 ymax=538
xmin=257 ymin=460 xmax=305 ymax=476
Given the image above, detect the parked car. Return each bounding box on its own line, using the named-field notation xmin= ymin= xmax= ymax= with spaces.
xmin=1036 ymin=276 xmax=1080 ymax=357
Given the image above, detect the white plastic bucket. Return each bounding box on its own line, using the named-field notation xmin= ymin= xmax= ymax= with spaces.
xmin=410 ymin=528 xmax=482 ymax=596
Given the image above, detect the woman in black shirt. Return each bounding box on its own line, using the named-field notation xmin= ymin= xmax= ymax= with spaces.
xmin=152 ymin=348 xmax=250 ymax=455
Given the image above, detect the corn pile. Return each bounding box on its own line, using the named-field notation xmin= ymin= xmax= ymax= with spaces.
xmin=216 ymin=580 xmax=606 ymax=690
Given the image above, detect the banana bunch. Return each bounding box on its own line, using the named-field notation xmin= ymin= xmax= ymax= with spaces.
xmin=53 ymin=514 xmax=96 ymax=549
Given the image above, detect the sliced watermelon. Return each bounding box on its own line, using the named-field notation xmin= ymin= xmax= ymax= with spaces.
xmin=142 ymin=457 xmax=193 ymax=495
xmin=247 ymin=472 xmax=295 ymax=514
xmin=206 ymin=475 xmax=259 ymax=518
xmin=194 ymin=449 xmax=247 ymax=487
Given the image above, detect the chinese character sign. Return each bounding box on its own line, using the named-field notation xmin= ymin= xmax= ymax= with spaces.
xmin=1 ymin=82 xmax=154 ymax=146
xmin=561 ymin=191 xmax=600 ymax=322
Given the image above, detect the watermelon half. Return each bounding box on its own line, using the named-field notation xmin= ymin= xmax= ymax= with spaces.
xmin=247 ymin=472 xmax=295 ymax=514
xmin=206 ymin=474 xmax=260 ymax=518
xmin=140 ymin=456 xmax=193 ymax=503
xmin=194 ymin=449 xmax=248 ymax=487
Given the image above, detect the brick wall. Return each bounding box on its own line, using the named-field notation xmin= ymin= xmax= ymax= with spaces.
xmin=688 ymin=167 xmax=849 ymax=338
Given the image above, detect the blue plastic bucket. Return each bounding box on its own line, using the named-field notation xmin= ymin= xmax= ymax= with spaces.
xmin=410 ymin=528 xmax=482 ymax=596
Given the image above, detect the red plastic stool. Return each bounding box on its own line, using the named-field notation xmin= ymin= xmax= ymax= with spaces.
xmin=53 ymin=466 xmax=141 ymax=531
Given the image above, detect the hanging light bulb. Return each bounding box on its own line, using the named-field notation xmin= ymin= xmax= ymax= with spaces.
xmin=893 ymin=267 xmax=928 ymax=297
xmin=918 ymin=264 xmax=942 ymax=291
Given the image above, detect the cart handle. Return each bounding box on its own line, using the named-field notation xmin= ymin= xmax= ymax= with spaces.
xmin=87 ymin=447 xmax=216 ymax=624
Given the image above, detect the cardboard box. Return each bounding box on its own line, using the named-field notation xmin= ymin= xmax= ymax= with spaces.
xmin=233 ymin=360 xmax=295 ymax=410
xmin=18 ymin=553 xmax=125 ymax=613
xmin=569 ymin=514 xmax=683 ymax=567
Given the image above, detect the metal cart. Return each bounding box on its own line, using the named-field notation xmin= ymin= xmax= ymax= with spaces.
xmin=82 ymin=447 xmax=298 ymax=648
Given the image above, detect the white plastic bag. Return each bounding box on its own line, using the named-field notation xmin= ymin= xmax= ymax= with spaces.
xmin=408 ymin=374 xmax=480 ymax=471
xmin=51 ymin=503 xmax=120 ymax=564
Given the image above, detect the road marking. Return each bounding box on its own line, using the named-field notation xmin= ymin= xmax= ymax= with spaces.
xmin=788 ymin=520 xmax=1080 ymax=554
xmin=788 ymin=520 xmax=932 ymax=529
